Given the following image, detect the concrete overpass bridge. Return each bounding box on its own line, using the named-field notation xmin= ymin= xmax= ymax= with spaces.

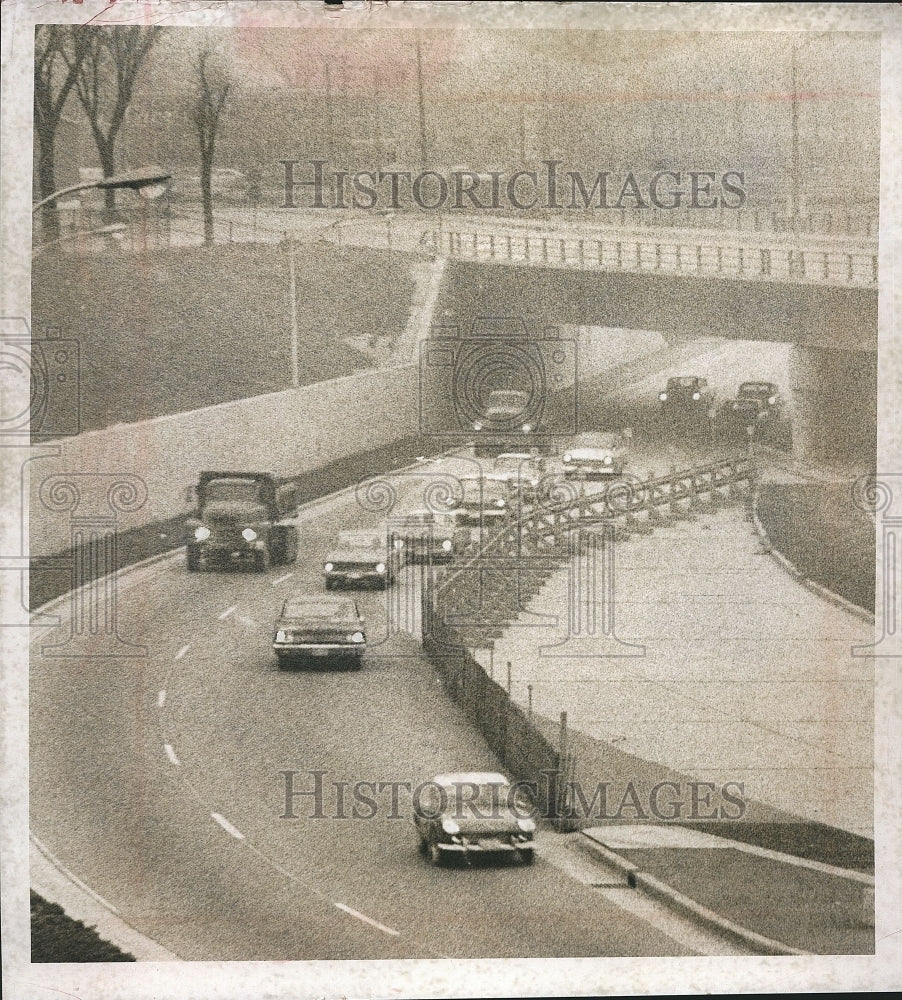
xmin=403 ymin=216 xmax=878 ymax=470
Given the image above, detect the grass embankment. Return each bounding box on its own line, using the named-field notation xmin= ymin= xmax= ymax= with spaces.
xmin=31 ymin=891 xmax=134 ymax=962
xmin=31 ymin=242 xmax=415 ymax=433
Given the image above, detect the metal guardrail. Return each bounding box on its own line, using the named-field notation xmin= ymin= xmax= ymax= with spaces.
xmin=427 ymin=455 xmax=756 ymax=650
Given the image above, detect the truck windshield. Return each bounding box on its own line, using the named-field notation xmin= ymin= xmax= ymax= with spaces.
xmin=205 ymin=480 xmax=261 ymax=502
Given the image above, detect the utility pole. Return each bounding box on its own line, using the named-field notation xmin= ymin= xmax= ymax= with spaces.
xmin=416 ymin=34 xmax=427 ymax=171
xmin=790 ymin=44 xmax=800 ymax=225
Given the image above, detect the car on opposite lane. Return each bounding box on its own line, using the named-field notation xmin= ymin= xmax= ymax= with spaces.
xmin=448 ymin=475 xmax=511 ymax=527
xmin=273 ymin=595 xmax=366 ymax=669
xmin=414 ymin=771 xmax=537 ymax=866
xmin=492 ymin=452 xmax=548 ymax=504
xmin=658 ymin=376 xmax=714 ymax=419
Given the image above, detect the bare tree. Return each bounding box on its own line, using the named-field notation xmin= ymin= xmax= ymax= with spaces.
xmin=193 ymin=48 xmax=231 ymax=246
xmin=74 ymin=26 xmax=160 ymax=216
xmin=34 ymin=26 xmax=88 ymax=239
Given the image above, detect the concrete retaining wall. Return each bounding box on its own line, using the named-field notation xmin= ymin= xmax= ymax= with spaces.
xmin=30 ymin=364 xmax=419 ymax=559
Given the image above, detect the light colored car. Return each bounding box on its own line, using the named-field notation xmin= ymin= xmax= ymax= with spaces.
xmin=323 ymin=530 xmax=398 ymax=589
xmin=414 ymin=772 xmax=536 ymax=866
xmin=562 ymin=434 xmax=626 ymax=479
xmin=272 ymin=595 xmax=365 ymax=669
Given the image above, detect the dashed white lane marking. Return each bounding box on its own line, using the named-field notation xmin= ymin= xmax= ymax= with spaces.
xmin=217 ymin=605 xmax=237 ymax=621
xmin=174 ymin=644 xmax=190 ymax=660
xmin=163 ymin=744 xmax=180 ymax=766
xmin=211 ymin=813 xmax=245 ymax=839
xmin=272 ymin=572 xmax=294 ymax=585
xmin=333 ymin=902 xmax=401 ymax=937
xmin=157 ymin=690 xmax=166 ymax=708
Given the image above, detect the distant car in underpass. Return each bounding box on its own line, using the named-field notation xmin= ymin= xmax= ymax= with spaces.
xmin=447 ymin=475 xmax=511 ymax=527
xmin=473 ymin=388 xmax=541 ymax=457
xmin=718 ymin=381 xmax=787 ymax=444
xmin=272 ymin=595 xmax=366 ymax=669
xmin=414 ymin=772 xmax=536 ymax=866
xmin=658 ymin=376 xmax=715 ymax=421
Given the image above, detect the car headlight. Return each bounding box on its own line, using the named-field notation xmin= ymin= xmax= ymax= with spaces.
xmin=563 ymin=452 xmax=572 ymax=462
xmin=442 ymin=539 xmax=453 ymax=551
xmin=603 ymin=455 xmax=612 ymax=465
xmin=522 ymin=423 xmax=532 ymax=433
xmin=441 ymin=818 xmax=460 ymax=836
xmin=517 ymin=818 xmax=536 ymax=833
xmin=394 ymin=538 xmax=405 ymax=549
xmin=275 ymin=630 xmax=287 ymax=643
xmin=530 ymin=478 xmax=539 ymax=487
xmin=495 ymin=498 xmax=506 ymax=508
xmin=375 ymin=562 xmax=386 ymax=574
xmin=768 ymin=395 xmax=776 ymax=405
xmin=732 ymin=402 xmax=739 ymax=410
xmin=692 ymin=391 xmax=701 ymax=400
xmin=473 ymin=421 xmax=483 ymax=431
xmin=324 ymin=561 xmax=334 ymax=572
xmin=349 ymin=631 xmax=365 ymax=643
xmin=194 ymin=525 xmax=211 ymax=541
xmin=242 ymin=528 xmax=257 ymax=542
xmin=659 ymin=392 xmax=667 ymax=401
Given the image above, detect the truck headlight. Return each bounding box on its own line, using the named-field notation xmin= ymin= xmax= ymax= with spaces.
xmin=275 ymin=630 xmax=287 ymax=643
xmin=659 ymin=392 xmax=667 ymax=401
xmin=768 ymin=395 xmax=776 ymax=405
xmin=522 ymin=423 xmax=532 ymax=433
xmin=349 ymin=631 xmax=365 ymax=643
xmin=194 ymin=525 xmax=211 ymax=541
xmin=603 ymin=455 xmax=612 ymax=465
xmin=563 ymin=452 xmax=572 ymax=463
xmin=692 ymin=392 xmax=701 ymax=400
xmin=324 ymin=562 xmax=334 ymax=572
xmin=441 ymin=818 xmax=460 ymax=836
xmin=242 ymin=528 xmax=257 ymax=542
xmin=495 ymin=498 xmax=506 ymax=508
xmin=375 ymin=562 xmax=386 ymax=574
xmin=473 ymin=421 xmax=483 ymax=431
xmin=442 ymin=539 xmax=453 ymax=551
xmin=732 ymin=402 xmax=739 ymax=410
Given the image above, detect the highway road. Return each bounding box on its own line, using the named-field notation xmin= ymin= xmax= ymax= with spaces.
xmin=30 ymin=338 xmax=795 ymax=959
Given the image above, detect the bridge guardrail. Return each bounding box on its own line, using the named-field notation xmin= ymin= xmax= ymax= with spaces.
xmin=433 ymin=228 xmax=878 ymax=288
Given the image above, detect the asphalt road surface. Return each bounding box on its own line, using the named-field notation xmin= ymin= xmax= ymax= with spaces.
xmin=30 ymin=339 xmax=787 ymax=959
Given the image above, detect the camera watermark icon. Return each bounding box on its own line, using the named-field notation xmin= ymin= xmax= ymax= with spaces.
xmin=0 ymin=317 xmax=80 ymax=440
xmin=419 ymin=316 xmax=577 ymax=444
xmin=852 ymin=473 xmax=901 ymax=657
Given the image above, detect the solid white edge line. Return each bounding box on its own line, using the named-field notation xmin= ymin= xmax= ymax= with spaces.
xmin=217 ymin=605 xmax=237 ymax=620
xmin=174 ymin=644 xmax=190 ymax=660
xmin=211 ymin=812 xmax=245 ymax=840
xmin=333 ymin=902 xmax=401 ymax=937
xmin=272 ymin=571 xmax=294 ymax=585
xmin=157 ymin=689 xmax=166 ymax=708
xmin=31 ymin=835 xmax=120 ymax=915
xmin=163 ymin=744 xmax=180 ymax=767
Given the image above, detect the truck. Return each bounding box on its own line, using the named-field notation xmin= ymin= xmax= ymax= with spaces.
xmin=185 ymin=471 xmax=300 ymax=572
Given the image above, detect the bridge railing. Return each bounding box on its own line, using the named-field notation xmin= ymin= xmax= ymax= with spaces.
xmin=432 ymin=227 xmax=878 ymax=288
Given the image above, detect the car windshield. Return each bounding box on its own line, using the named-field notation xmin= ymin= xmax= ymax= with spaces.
xmin=336 ymin=531 xmax=381 ymax=548
xmin=668 ymin=377 xmax=699 ymax=389
xmin=738 ymin=382 xmax=774 ymax=396
xmin=205 ymin=479 xmax=262 ymax=503
xmin=487 ymin=390 xmax=529 ymax=410
xmin=282 ymin=598 xmax=356 ymax=619
xmin=441 ymin=782 xmax=513 ymax=813
xmin=403 ymin=511 xmax=434 ymax=525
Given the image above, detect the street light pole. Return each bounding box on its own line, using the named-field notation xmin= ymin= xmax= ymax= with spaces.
xmin=33 ymin=169 xmax=172 ymax=213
